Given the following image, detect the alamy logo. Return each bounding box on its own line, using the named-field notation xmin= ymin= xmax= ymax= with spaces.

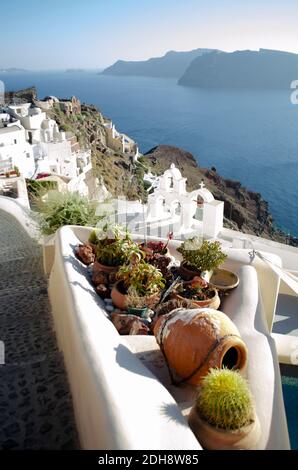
xmin=0 ymin=341 xmax=4 ymax=365
xmin=290 ymin=80 xmax=298 ymax=104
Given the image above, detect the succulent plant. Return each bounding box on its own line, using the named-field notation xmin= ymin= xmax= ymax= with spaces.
xmin=195 ymin=368 xmax=254 ymax=430
xmin=118 ymin=260 xmax=165 ymax=297
xmin=178 ymin=238 xmax=227 ymax=273
xmin=97 ymin=238 xmax=140 ymax=267
xmin=94 ymin=224 xmax=142 ymax=267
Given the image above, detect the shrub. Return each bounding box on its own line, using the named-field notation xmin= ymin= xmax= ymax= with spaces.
xmin=26 ymin=179 xmax=57 ymax=200
xmin=177 ymin=238 xmax=227 ymax=272
xmin=35 ymin=190 xmax=102 ymax=235
xmin=195 ymin=368 xmax=253 ymax=430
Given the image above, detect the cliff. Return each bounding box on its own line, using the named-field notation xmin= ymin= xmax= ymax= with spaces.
xmin=4 ymin=86 xmax=37 ymax=104
xmin=102 ymin=49 xmax=217 ymax=78
xmin=145 ymin=145 xmax=296 ymax=245
xmin=47 ymin=102 xmax=148 ymax=201
xmin=40 ymin=95 xmax=296 ymax=246
xmin=179 ymin=49 xmax=298 ymax=89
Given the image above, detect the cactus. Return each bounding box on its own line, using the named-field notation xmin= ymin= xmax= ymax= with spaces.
xmin=196 ymin=368 xmax=254 ymax=430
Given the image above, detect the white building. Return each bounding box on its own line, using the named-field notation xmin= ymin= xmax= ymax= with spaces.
xmin=0 ymin=102 xmax=92 ymax=196
xmin=0 ymin=119 xmax=36 ymax=177
xmin=146 ymin=163 xmax=224 ymax=238
xmin=104 ymin=120 xmax=140 ymax=160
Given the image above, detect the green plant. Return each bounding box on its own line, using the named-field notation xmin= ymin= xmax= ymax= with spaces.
xmin=35 ymin=190 xmax=103 ymax=235
xmin=195 ymin=368 xmax=253 ymax=430
xmin=95 ymin=224 xmax=141 ymax=267
xmin=97 ymin=238 xmax=138 ymax=267
xmin=127 ymin=286 xmax=149 ymax=309
xmin=13 ymin=165 xmax=20 ymax=177
xmin=88 ymin=229 xmax=99 ymax=245
xmin=118 ymin=260 xmax=165 ymax=297
xmin=178 ymin=238 xmax=227 ymax=272
xmin=59 ymin=123 xmax=72 ymax=132
xmin=176 ymin=277 xmax=215 ymax=301
xmin=26 ymin=179 xmax=58 ymax=200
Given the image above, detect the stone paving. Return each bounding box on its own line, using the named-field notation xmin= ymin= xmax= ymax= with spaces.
xmin=0 ymin=210 xmax=79 ymax=449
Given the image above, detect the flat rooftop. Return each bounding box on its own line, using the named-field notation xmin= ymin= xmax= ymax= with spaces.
xmin=0 ymin=125 xmax=22 ymax=134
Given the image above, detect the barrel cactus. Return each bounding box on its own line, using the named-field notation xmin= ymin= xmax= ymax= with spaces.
xmin=196 ymin=368 xmax=254 ymax=430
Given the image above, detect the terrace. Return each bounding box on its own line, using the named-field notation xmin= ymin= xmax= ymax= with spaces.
xmin=0 ymin=192 xmax=297 ymax=449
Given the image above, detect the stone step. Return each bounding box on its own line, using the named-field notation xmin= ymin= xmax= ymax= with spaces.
xmin=0 ymin=246 xmax=40 ymax=263
xmin=0 ymin=280 xmax=48 ymax=299
xmin=0 ymin=316 xmax=58 ymax=365
xmin=0 ymin=352 xmax=79 ymax=449
xmin=0 ymin=268 xmax=46 ymax=291
xmin=0 ymin=209 xmax=79 ymax=449
xmin=0 ymin=256 xmax=44 ymax=278
xmin=0 ymin=289 xmax=52 ymax=326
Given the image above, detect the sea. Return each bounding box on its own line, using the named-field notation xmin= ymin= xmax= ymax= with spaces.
xmin=1 ymin=70 xmax=298 ymax=237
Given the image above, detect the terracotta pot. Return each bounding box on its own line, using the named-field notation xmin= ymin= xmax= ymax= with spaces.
xmin=111 ymin=281 xmax=128 ymax=310
xmin=93 ymin=260 xmax=119 ymax=275
xmin=154 ymin=308 xmax=248 ymax=385
xmin=172 ymin=288 xmax=220 ymax=310
xmin=209 ymin=268 xmax=239 ymax=291
xmin=178 ymin=261 xmax=212 ymax=281
xmin=127 ymin=307 xmax=148 ymax=318
xmin=111 ymin=281 xmax=160 ymax=311
xmin=188 ymin=406 xmax=261 ymax=450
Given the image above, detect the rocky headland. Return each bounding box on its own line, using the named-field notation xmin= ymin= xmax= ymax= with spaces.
xmin=5 ymin=87 xmax=297 ymax=246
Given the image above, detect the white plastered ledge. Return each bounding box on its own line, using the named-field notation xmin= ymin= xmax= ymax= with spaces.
xmin=48 ymin=225 xmax=290 ymax=450
xmin=221 ymin=266 xmax=290 ymax=449
xmin=48 ymin=225 xmax=201 ymax=450
xmin=0 ymin=195 xmax=39 ymax=239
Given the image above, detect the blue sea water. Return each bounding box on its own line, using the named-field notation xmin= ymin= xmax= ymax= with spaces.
xmin=282 ymin=375 xmax=298 ymax=449
xmin=1 ymin=70 xmax=298 ymax=236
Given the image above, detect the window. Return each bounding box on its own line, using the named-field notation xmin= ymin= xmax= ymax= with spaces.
xmin=26 ymin=153 xmax=30 ymax=158
xmin=168 ymin=176 xmax=174 ymax=189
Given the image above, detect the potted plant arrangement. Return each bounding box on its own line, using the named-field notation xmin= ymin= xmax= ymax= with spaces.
xmin=126 ymin=286 xmax=151 ymax=318
xmin=188 ymin=368 xmax=261 ymax=450
xmin=93 ymin=224 xmax=141 ymax=275
xmin=139 ymin=232 xmax=173 ymax=281
xmin=171 ymin=276 xmax=221 ymax=310
xmin=177 ymin=238 xmax=227 ymax=281
xmin=139 ymin=232 xmax=173 ymax=258
xmin=111 ymin=259 xmax=165 ymax=310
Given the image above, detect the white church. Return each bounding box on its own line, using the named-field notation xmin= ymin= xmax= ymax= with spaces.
xmin=115 ymin=163 xmax=224 ymax=240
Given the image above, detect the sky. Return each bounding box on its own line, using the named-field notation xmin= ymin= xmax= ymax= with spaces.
xmin=1 ymin=0 xmax=298 ymax=69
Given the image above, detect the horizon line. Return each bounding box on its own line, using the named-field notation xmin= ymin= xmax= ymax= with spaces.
xmin=2 ymin=46 xmax=298 ymax=71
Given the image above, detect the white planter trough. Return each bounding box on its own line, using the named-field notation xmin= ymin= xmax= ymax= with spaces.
xmin=48 ymin=225 xmax=290 ymax=450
